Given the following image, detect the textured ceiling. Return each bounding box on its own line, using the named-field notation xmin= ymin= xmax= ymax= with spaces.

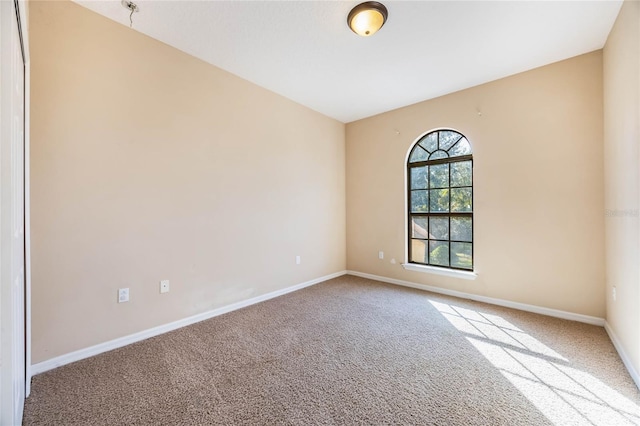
xmin=74 ymin=0 xmax=623 ymax=123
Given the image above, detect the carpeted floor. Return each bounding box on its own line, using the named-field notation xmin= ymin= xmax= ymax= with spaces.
xmin=23 ymin=275 xmax=640 ymax=425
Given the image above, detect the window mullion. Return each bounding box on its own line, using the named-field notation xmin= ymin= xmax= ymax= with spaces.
xmin=409 ymin=155 xmax=472 ymax=168
xmin=448 ymin=157 xmax=451 ymax=268
xmin=427 ymin=163 xmax=430 ymax=266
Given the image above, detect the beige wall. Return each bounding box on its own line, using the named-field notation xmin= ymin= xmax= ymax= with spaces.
xmin=346 ymin=52 xmax=605 ymax=318
xmin=604 ymin=0 xmax=640 ymax=379
xmin=30 ymin=1 xmax=345 ymax=364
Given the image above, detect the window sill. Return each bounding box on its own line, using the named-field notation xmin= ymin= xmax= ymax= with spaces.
xmin=401 ymin=263 xmax=477 ymax=280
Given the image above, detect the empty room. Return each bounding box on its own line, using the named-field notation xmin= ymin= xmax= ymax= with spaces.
xmin=1 ymin=0 xmax=639 ymax=424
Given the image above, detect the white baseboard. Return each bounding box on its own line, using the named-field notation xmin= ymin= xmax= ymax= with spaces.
xmin=604 ymin=321 xmax=640 ymax=391
xmin=347 ymin=270 xmax=605 ymax=326
xmin=31 ymin=270 xmax=347 ymax=376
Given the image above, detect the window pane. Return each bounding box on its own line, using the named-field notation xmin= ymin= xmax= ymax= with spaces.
xmin=429 ymin=217 xmax=449 ymax=240
xmin=430 ymin=189 xmax=449 ymax=212
xmin=411 ymin=239 xmax=428 ymax=263
xmin=429 ymin=164 xmax=449 ymax=188
xmin=451 ymin=217 xmax=472 ymax=242
xmin=429 ymin=241 xmax=449 ymax=266
xmin=451 ymin=188 xmax=472 ymax=212
xmin=450 ymin=161 xmax=472 ymax=187
xmin=409 ymin=146 xmax=429 ymax=163
xmin=449 ymin=138 xmax=472 ymax=157
xmin=451 ymin=242 xmax=473 ymax=269
xmin=411 ymin=190 xmax=429 ymax=212
xmin=429 ymin=150 xmax=448 ymax=160
xmin=439 ymin=131 xmax=462 ymax=150
xmin=418 ymin=133 xmax=438 ymax=153
xmin=411 ymin=217 xmax=429 ymax=239
xmin=410 ymin=166 xmax=428 ymax=190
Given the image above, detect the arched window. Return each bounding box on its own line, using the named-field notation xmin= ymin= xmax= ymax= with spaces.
xmin=407 ymin=129 xmax=473 ymax=270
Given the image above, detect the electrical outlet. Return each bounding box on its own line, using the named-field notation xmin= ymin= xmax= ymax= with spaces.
xmin=160 ymin=280 xmax=170 ymax=294
xmin=379 ymin=251 xmax=384 ymax=260
xmin=612 ymin=286 xmax=617 ymax=302
xmin=118 ymin=288 xmax=129 ymax=303
xmin=296 ymin=255 xmax=301 ymax=265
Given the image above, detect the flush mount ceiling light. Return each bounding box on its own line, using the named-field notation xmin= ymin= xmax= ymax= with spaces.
xmin=347 ymin=1 xmax=388 ymax=37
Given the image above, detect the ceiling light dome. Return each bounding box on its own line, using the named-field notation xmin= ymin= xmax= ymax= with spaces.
xmin=347 ymin=2 xmax=388 ymax=37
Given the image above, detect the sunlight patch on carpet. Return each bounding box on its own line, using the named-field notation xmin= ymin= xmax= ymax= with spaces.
xmin=429 ymin=300 xmax=640 ymax=426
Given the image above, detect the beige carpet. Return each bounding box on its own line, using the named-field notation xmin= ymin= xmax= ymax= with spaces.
xmin=23 ymin=275 xmax=640 ymax=425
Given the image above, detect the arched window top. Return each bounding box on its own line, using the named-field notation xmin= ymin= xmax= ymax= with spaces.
xmin=408 ymin=130 xmax=472 ymax=164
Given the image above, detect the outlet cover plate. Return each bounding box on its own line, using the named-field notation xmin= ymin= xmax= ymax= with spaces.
xmin=160 ymin=280 xmax=170 ymax=294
